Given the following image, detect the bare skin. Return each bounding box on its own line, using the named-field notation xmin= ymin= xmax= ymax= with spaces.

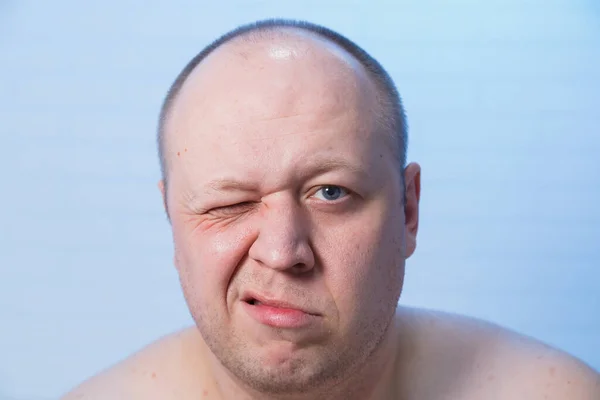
xmin=63 ymin=29 xmax=600 ymax=399
xmin=64 ymin=308 xmax=599 ymax=400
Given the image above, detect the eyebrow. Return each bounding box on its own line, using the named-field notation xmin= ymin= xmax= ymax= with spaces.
xmin=201 ymin=157 xmax=370 ymax=194
xmin=300 ymin=158 xmax=369 ymax=179
xmin=205 ymin=178 xmax=258 ymax=193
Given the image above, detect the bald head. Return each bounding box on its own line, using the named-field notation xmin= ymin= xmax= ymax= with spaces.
xmin=157 ymin=19 xmax=408 ymax=185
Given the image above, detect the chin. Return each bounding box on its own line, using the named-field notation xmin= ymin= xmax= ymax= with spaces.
xmin=236 ymin=358 xmax=330 ymax=395
xmin=223 ymin=342 xmax=345 ymax=394
xmin=259 ymin=341 xmax=323 ymax=372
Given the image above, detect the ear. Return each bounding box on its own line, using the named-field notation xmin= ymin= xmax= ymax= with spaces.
xmin=403 ymin=162 xmax=421 ymax=258
xmin=158 ymin=180 xmax=178 ymax=269
xmin=158 ymin=180 xmax=169 ymax=219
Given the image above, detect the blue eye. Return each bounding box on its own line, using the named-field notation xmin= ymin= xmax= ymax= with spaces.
xmin=313 ymin=186 xmax=348 ymax=201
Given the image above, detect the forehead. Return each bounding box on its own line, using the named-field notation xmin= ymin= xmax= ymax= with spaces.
xmin=182 ymin=37 xmax=369 ymax=114
xmin=166 ymin=33 xmax=376 ymax=134
xmin=164 ymin=32 xmax=387 ymax=189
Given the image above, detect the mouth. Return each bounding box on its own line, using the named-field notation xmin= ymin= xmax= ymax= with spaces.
xmin=241 ymin=293 xmax=320 ymax=316
xmin=241 ymin=296 xmax=319 ymax=329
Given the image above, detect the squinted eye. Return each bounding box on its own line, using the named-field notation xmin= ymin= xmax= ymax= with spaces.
xmin=209 ymin=202 xmax=256 ymax=216
xmin=313 ymin=186 xmax=349 ymax=202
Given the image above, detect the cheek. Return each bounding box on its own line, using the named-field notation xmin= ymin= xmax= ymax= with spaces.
xmin=320 ymin=203 xmax=404 ymax=321
xmin=172 ymin=218 xmax=257 ymax=306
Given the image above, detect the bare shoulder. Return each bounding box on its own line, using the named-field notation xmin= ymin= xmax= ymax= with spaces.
xmin=61 ymin=327 xmax=208 ymax=400
xmin=395 ymin=306 xmax=600 ymax=400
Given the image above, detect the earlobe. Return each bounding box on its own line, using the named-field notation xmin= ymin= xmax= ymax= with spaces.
xmin=403 ymin=163 xmax=421 ymax=258
xmin=158 ymin=180 xmax=169 ymax=218
xmin=173 ymin=248 xmax=181 ymax=273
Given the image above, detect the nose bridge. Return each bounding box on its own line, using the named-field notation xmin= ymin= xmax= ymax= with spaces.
xmin=249 ymin=195 xmax=314 ymax=271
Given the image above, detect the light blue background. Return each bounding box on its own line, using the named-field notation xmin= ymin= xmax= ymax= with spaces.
xmin=1 ymin=1 xmax=599 ymax=398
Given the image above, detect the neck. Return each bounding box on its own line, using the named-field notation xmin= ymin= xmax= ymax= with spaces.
xmin=205 ymin=316 xmax=401 ymax=400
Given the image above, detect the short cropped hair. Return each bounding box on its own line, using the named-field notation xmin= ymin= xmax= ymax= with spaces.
xmin=157 ymin=18 xmax=408 ymax=184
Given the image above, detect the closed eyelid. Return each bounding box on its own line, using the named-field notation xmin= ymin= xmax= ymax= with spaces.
xmin=209 ymin=201 xmax=258 ymax=215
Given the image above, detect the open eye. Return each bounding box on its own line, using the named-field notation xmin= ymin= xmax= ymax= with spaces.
xmin=312 ymin=185 xmax=349 ymax=202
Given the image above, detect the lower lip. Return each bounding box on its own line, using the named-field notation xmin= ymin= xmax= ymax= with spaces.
xmin=242 ymin=301 xmax=317 ymax=328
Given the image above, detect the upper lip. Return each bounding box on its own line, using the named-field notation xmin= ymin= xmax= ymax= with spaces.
xmin=241 ymin=291 xmax=320 ymax=316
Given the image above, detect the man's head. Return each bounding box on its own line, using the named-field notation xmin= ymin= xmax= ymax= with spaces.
xmin=158 ymin=19 xmax=408 ymax=194
xmin=157 ymin=19 xmax=421 ymax=396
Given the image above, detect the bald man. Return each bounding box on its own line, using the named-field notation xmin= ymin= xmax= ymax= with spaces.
xmin=63 ymin=19 xmax=600 ymax=400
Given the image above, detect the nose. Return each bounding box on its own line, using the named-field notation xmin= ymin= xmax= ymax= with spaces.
xmin=248 ymin=198 xmax=315 ymax=274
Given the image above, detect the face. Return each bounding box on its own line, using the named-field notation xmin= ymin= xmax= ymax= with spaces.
xmin=160 ymin=36 xmax=420 ymax=394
